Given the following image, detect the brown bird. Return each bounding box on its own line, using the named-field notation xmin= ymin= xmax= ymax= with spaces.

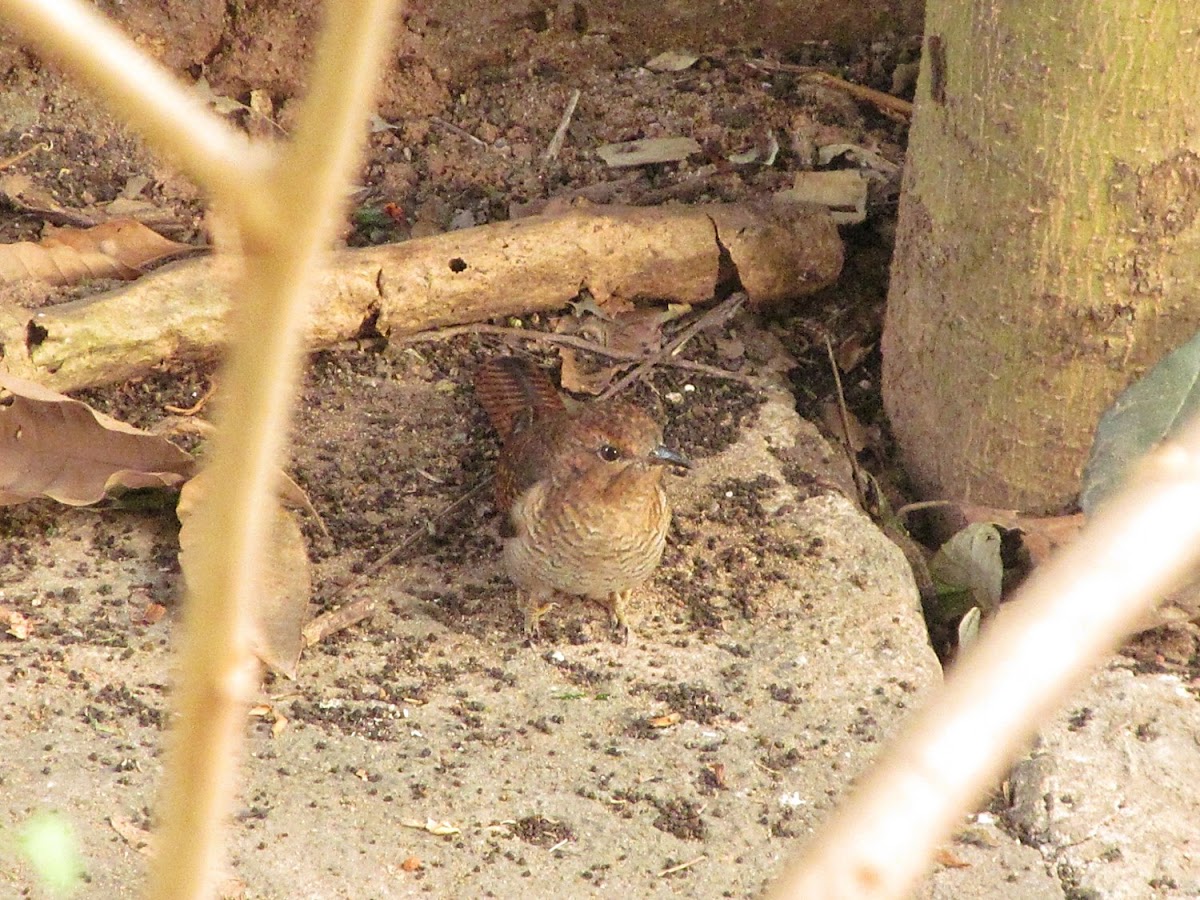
xmin=474 ymin=356 xmax=689 ymax=641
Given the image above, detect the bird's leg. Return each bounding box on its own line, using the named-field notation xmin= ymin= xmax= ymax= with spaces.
xmin=604 ymin=590 xmax=633 ymax=645
xmin=521 ymin=590 xmax=557 ymax=644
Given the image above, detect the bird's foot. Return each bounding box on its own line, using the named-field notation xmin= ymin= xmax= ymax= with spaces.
xmin=522 ymin=598 xmax=556 ymax=645
xmin=606 ymin=591 xmax=633 ymax=646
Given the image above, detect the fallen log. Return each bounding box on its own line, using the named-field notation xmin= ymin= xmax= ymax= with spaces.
xmin=3 ymin=199 xmax=842 ymax=392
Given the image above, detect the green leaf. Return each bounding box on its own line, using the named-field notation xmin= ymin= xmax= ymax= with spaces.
xmin=18 ymin=811 xmax=84 ymax=896
xmin=352 ymin=206 xmax=394 ymax=229
xmin=1081 ymin=330 xmax=1200 ymax=515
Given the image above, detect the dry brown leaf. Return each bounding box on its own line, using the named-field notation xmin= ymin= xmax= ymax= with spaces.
xmin=0 ymin=604 xmax=33 ymax=640
xmin=834 ymin=334 xmax=874 ymax=374
xmin=0 ymin=173 xmax=92 ymax=226
xmin=249 ymin=703 xmax=291 ymax=738
xmin=554 ymin=305 xmax=690 ymax=395
xmin=255 ymin=501 xmax=314 ymax=677
xmin=819 ymin=398 xmax=873 ymax=455
xmin=400 ymin=818 xmax=461 ymax=836
xmin=192 ymin=76 xmax=245 ymax=116
xmin=275 ymin=468 xmax=330 ymax=537
xmin=42 ymin=218 xmax=192 ymax=268
xmin=0 ymin=218 xmax=192 ymax=286
xmin=247 ymin=89 xmax=280 ymax=141
xmin=558 ymin=347 xmax=620 ymax=396
xmin=138 ymin=602 xmax=167 ymax=625
xmin=109 ymin=814 xmax=155 ymax=856
xmin=957 ymin=506 xmax=1084 ymax=566
xmin=177 ymin=469 xmax=314 ymax=679
xmin=715 ymin=335 xmax=746 ymax=360
xmin=0 ymin=373 xmax=196 ymax=506
xmin=708 ymin=762 xmax=727 ymax=789
xmin=934 ymin=847 xmax=972 ymax=869
xmin=645 ymin=50 xmax=700 ymax=72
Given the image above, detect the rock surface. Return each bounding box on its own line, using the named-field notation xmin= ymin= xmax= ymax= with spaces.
xmin=0 ymin=360 xmax=946 ymax=897
xmin=1008 ymin=661 xmax=1200 ymax=899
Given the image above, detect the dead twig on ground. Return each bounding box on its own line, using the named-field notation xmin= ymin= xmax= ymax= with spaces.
xmin=163 ymin=377 xmax=217 ymax=416
xmin=402 ymin=322 xmax=764 ymax=388
xmin=430 ymin=116 xmax=489 ymax=148
xmin=599 ymin=291 xmax=749 ymax=400
xmin=0 ymin=142 xmax=47 ymax=170
xmin=823 ymin=335 xmax=868 ymax=502
xmin=658 ymin=856 xmax=707 ymax=877
xmin=316 ymin=475 xmax=493 ymax=635
xmin=744 ymin=59 xmax=913 ymax=120
xmin=3 ymin=200 xmax=840 ymax=393
xmin=542 ymin=88 xmax=581 ymax=162
xmin=301 ymin=595 xmax=379 ymax=646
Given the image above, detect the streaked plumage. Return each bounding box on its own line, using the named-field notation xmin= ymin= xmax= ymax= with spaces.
xmin=474 ymin=356 xmax=688 ymax=639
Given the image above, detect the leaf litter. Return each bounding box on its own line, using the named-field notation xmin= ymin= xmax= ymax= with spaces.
xmin=0 ymin=372 xmax=196 ymax=505
xmin=0 ymin=218 xmax=195 ymax=285
xmin=0 ymin=368 xmax=320 ymax=677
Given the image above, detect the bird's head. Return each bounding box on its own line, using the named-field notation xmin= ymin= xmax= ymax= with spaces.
xmin=558 ymin=400 xmax=690 ymax=494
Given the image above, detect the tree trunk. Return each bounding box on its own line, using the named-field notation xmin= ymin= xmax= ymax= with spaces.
xmin=883 ymin=3 xmax=1200 ymax=513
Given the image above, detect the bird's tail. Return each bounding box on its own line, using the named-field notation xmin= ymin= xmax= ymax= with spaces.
xmin=474 ymin=356 xmax=565 ymax=441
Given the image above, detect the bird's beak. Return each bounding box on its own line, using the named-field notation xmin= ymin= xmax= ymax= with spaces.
xmin=649 ymin=445 xmax=690 ymax=469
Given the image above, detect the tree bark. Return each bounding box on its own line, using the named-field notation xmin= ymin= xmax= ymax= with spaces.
xmin=883 ymin=2 xmax=1200 ymax=513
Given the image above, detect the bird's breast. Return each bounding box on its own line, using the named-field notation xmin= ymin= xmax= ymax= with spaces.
xmin=503 ymin=478 xmax=671 ymax=599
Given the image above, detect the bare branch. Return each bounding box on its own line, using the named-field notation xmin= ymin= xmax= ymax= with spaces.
xmin=0 ymin=0 xmax=271 ymax=221
xmin=770 ymin=417 xmax=1200 ymax=898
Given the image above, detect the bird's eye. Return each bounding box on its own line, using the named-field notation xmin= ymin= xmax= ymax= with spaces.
xmin=597 ymin=444 xmax=621 ymax=462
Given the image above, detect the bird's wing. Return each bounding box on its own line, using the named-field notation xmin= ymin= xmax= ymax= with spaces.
xmin=474 ymin=356 xmax=566 ymax=442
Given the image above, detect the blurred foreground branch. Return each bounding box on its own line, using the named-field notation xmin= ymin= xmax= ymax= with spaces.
xmin=770 ymin=418 xmax=1200 ymax=898
xmin=0 ymin=0 xmax=398 ymax=896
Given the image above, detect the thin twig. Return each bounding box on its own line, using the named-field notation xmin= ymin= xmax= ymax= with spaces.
xmin=430 ymin=116 xmax=488 ymax=148
xmin=1 ymin=199 xmax=98 ymax=228
xmin=823 ymin=336 xmax=867 ymax=504
xmin=301 ymin=595 xmax=379 ymax=646
xmin=808 ymin=71 xmax=913 ymax=119
xmin=753 ymin=757 xmax=782 ymax=776
xmin=299 ymin=474 xmax=490 ymax=646
xmin=658 ymin=855 xmax=707 ymax=877
xmin=744 ymin=59 xmax=912 ymax=120
xmin=599 ymin=291 xmax=749 ymax=400
xmin=0 ymin=142 xmax=46 ymax=170
xmin=325 ymin=474 xmax=494 ymax=605
xmin=894 ymin=499 xmax=956 ymax=520
xmin=401 ymin=322 xmax=763 ymax=387
xmin=542 ymin=88 xmax=581 ymax=162
xmin=163 ymin=378 xmax=218 ymax=416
